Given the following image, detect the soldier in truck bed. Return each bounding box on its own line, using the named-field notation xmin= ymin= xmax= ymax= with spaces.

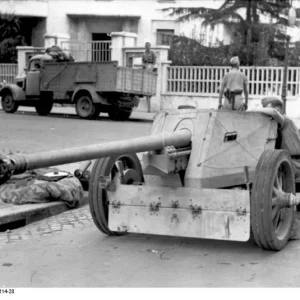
xmin=142 ymin=42 xmax=157 ymax=71
xmin=218 ymin=56 xmax=249 ymax=111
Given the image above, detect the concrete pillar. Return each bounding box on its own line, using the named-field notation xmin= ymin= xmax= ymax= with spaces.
xmin=160 ymin=60 xmax=172 ymax=96
xmin=16 ymin=46 xmax=45 ymax=76
xmin=44 ymin=33 xmax=70 ymax=49
xmin=110 ymin=32 xmax=137 ymax=66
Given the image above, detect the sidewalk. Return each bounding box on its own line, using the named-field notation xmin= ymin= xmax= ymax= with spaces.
xmin=0 ymin=194 xmax=88 ymax=231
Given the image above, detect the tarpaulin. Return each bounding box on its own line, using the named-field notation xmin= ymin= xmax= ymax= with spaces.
xmin=0 ymin=168 xmax=83 ymax=208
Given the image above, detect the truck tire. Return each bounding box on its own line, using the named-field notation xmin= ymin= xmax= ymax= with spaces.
xmin=1 ymin=92 xmax=18 ymax=113
xmin=75 ymin=94 xmax=96 ymax=119
xmin=251 ymin=150 xmax=294 ymax=251
xmin=91 ymin=105 xmax=101 ymax=119
xmin=35 ymin=101 xmax=53 ymax=116
xmin=108 ymin=107 xmax=132 ymax=121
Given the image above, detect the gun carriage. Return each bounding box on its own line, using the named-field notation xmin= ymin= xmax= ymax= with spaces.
xmin=0 ymin=108 xmax=297 ymax=251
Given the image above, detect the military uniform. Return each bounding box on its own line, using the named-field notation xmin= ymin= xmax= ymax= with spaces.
xmin=142 ymin=50 xmax=156 ymax=70
xmin=219 ymin=57 xmax=248 ymax=111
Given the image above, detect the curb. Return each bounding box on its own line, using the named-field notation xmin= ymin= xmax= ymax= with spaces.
xmin=0 ymin=105 xmax=156 ymax=123
xmin=0 ymin=193 xmax=89 ymax=231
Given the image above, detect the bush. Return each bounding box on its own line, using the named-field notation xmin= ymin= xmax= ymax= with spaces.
xmin=168 ymin=24 xmax=296 ymax=67
xmin=168 ymin=35 xmax=230 ymax=66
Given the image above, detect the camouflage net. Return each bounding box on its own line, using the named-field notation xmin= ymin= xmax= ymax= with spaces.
xmin=0 ymin=150 xmax=83 ymax=208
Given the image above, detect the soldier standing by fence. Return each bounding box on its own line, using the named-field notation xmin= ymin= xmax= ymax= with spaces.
xmin=218 ymin=56 xmax=249 ymax=111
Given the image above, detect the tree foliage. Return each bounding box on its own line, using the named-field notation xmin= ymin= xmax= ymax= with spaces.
xmin=163 ymin=0 xmax=300 ymax=66
xmin=163 ymin=0 xmax=291 ymax=44
xmin=164 ymin=0 xmax=290 ymax=26
xmin=168 ymin=26 xmax=299 ymax=67
xmin=0 ymin=13 xmax=26 ymax=63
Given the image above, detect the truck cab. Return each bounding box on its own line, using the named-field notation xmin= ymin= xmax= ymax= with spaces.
xmin=15 ymin=54 xmax=54 ymax=97
xmin=0 ymin=53 xmax=55 ymax=115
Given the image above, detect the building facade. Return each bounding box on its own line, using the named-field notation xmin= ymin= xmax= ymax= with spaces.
xmin=0 ymin=0 xmax=226 ymax=48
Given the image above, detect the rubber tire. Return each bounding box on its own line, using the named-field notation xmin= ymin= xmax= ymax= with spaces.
xmin=91 ymin=105 xmax=101 ymax=119
xmin=35 ymin=101 xmax=53 ymax=116
xmin=89 ymin=154 xmax=143 ymax=236
xmin=108 ymin=107 xmax=132 ymax=121
xmin=251 ymin=150 xmax=295 ymax=251
xmin=1 ymin=92 xmax=18 ymax=113
xmin=75 ymin=94 xmax=95 ymax=119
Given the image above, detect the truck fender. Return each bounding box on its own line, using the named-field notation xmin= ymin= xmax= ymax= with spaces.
xmin=72 ymin=85 xmax=108 ymax=105
xmin=0 ymin=84 xmax=26 ymax=101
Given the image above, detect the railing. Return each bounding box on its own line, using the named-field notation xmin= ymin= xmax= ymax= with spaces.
xmin=61 ymin=41 xmax=112 ymax=62
xmin=166 ymin=66 xmax=300 ymax=97
xmin=0 ymin=64 xmax=18 ymax=84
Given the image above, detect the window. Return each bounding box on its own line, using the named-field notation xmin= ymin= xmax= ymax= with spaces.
xmin=29 ymin=59 xmax=41 ymax=71
xmin=156 ymin=29 xmax=174 ymax=45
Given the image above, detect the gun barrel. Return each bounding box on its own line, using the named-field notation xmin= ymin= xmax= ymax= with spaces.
xmin=3 ymin=129 xmax=191 ymax=176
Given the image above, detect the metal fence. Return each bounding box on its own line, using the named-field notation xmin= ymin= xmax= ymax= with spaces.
xmin=61 ymin=41 xmax=111 ymax=62
xmin=0 ymin=64 xmax=18 ymax=84
xmin=166 ymin=66 xmax=300 ymax=98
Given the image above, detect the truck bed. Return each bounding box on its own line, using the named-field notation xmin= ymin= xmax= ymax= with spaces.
xmin=40 ymin=61 xmax=157 ymax=96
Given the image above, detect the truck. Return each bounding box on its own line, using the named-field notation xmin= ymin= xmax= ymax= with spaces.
xmin=0 ymin=53 xmax=157 ymax=121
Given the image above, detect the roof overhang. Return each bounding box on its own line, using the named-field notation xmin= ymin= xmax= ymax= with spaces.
xmin=67 ymin=13 xmax=141 ymax=19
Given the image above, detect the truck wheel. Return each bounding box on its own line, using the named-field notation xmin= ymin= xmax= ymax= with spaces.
xmin=89 ymin=154 xmax=144 ymax=236
xmin=108 ymin=107 xmax=132 ymax=121
xmin=35 ymin=101 xmax=53 ymax=116
xmin=1 ymin=92 xmax=18 ymax=113
xmin=75 ymin=95 xmax=95 ymax=119
xmin=91 ymin=105 xmax=101 ymax=119
xmin=251 ymin=150 xmax=294 ymax=251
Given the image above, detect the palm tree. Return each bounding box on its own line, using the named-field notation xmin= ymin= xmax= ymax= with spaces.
xmin=164 ymin=0 xmax=291 ymax=43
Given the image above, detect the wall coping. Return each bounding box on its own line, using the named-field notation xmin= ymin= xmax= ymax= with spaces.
xmin=123 ymin=45 xmax=170 ymax=51
xmin=44 ymin=33 xmax=70 ymax=39
xmin=16 ymin=46 xmax=45 ymax=51
xmin=111 ymin=32 xmax=138 ymax=38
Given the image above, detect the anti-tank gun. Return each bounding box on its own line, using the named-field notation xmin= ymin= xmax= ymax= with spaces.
xmin=0 ymin=108 xmax=299 ymax=251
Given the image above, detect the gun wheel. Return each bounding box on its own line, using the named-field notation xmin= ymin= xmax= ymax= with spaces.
xmin=89 ymin=154 xmax=143 ymax=235
xmin=1 ymin=92 xmax=18 ymax=113
xmin=251 ymin=150 xmax=294 ymax=251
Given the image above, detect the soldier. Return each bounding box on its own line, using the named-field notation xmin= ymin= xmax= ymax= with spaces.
xmin=218 ymin=56 xmax=249 ymax=111
xmin=253 ymin=97 xmax=300 ymax=179
xmin=142 ymin=42 xmax=157 ymax=71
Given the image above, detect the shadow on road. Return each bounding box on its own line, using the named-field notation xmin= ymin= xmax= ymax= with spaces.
xmin=1 ymin=109 xmax=153 ymax=124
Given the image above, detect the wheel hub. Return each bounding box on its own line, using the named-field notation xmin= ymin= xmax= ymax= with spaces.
xmin=81 ymin=99 xmax=90 ymax=111
xmin=3 ymin=96 xmax=13 ymax=108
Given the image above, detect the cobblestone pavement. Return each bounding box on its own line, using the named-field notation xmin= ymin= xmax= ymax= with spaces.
xmin=0 ymin=204 xmax=93 ymax=246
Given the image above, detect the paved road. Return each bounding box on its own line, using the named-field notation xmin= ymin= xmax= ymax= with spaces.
xmin=1 ymin=204 xmax=300 ymax=288
xmin=0 ymin=108 xmax=153 ymax=153
xmin=1 ymin=109 xmax=300 ymax=288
